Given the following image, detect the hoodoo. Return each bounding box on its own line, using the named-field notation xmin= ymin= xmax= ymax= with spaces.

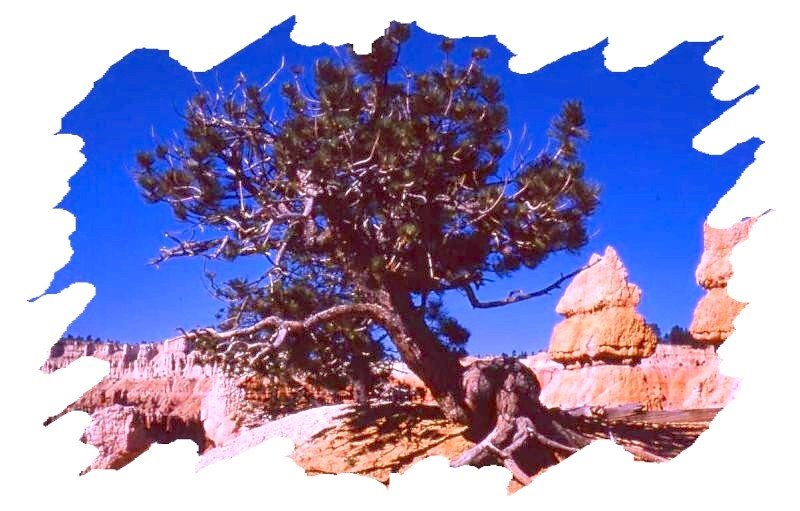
xmin=547 ymin=246 xmax=658 ymax=365
xmin=689 ymin=217 xmax=757 ymax=344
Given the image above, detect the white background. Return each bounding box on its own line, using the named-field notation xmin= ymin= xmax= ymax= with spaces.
xmin=1 ymin=1 xmax=797 ymax=509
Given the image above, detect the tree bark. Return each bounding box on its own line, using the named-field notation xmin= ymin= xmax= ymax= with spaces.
xmin=365 ymin=280 xmax=471 ymax=424
xmin=451 ymin=357 xmax=594 ymax=483
xmin=349 ymin=348 xmax=372 ymax=406
xmin=346 ymin=280 xmax=679 ymax=485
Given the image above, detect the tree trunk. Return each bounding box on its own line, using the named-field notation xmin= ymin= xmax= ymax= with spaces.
xmin=359 ymin=281 xmax=676 ymax=484
xmin=364 ymin=280 xmax=470 ymax=424
xmin=450 ymin=357 xmax=595 ymax=483
xmin=349 ymin=349 xmax=372 ymax=406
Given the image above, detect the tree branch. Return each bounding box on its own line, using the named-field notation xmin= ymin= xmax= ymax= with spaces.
xmin=171 ymin=302 xmax=396 ymax=347
xmin=462 ymin=260 xmax=598 ymax=309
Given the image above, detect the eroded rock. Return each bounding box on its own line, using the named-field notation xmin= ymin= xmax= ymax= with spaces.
xmin=81 ymin=405 xmax=150 ymax=471
xmin=689 ymin=217 xmax=757 ymax=344
xmin=531 ymin=344 xmax=737 ymax=411
xmin=548 ymin=247 xmax=658 ymax=364
xmin=45 ymin=339 xmax=253 ymax=471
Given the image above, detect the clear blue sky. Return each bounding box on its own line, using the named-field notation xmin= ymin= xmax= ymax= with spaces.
xmin=50 ymin=19 xmax=757 ymax=355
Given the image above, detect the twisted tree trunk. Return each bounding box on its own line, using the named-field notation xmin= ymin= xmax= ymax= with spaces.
xmin=352 ymin=276 xmax=684 ymax=485
xmin=452 ymin=357 xmax=595 ymax=483
xmin=370 ymin=282 xmax=602 ymax=483
xmin=377 ymin=283 xmax=470 ymax=424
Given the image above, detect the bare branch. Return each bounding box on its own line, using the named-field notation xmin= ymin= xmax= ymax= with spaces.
xmin=462 ymin=260 xmax=599 ymax=309
xmin=260 ymin=56 xmax=286 ymax=92
xmin=152 ymin=236 xmax=227 ymax=266
xmin=169 ymin=302 xmax=396 ymax=346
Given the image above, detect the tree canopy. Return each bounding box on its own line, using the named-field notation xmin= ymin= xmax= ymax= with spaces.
xmin=134 ymin=22 xmax=599 ymax=413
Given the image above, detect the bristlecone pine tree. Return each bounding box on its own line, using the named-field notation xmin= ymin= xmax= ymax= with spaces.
xmin=133 ymin=23 xmax=633 ymax=483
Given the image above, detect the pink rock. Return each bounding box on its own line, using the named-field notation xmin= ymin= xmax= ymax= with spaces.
xmin=536 ymin=344 xmax=737 ymax=411
xmin=555 ymin=247 xmax=642 ymax=315
xmin=695 ymin=218 xmax=757 ymax=289
xmin=690 ymin=287 xmax=747 ymax=343
xmin=521 ymin=352 xmax=562 ymax=389
xmin=549 ymin=307 xmax=658 ymax=364
xmin=44 ymin=339 xmax=254 ymax=470
xmin=548 ymin=247 xmax=657 ymax=364
xmin=689 ymin=217 xmax=757 ymax=344
xmin=82 ymin=404 xmax=150 ymax=470
xmin=201 ymin=373 xmax=246 ymax=446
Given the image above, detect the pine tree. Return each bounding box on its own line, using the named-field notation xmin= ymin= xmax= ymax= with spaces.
xmin=664 ymin=325 xmax=695 ymax=345
xmin=648 ymin=322 xmax=662 ymax=341
xmin=135 ymin=22 xmax=601 ymax=483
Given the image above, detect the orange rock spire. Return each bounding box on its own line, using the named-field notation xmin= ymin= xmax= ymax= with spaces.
xmin=548 ymin=246 xmax=658 ymax=364
xmin=689 ymin=217 xmax=757 ymax=344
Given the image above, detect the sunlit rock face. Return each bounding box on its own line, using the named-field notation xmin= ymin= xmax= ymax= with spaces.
xmin=527 ymin=344 xmax=737 ymax=411
xmin=44 ymin=338 xmax=354 ymax=470
xmin=547 ymin=246 xmax=658 ymax=365
xmin=689 ymin=217 xmax=757 ymax=344
xmin=44 ymin=339 xmax=249 ymax=469
xmin=80 ymin=404 xmax=150 ymax=471
xmin=531 ymin=237 xmax=739 ymax=412
xmin=42 ymin=337 xmax=213 ymax=379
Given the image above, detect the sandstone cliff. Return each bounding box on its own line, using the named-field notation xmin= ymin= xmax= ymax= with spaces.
xmin=45 ymin=339 xmax=276 ymax=471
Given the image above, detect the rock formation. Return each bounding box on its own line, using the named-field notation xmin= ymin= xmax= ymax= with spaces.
xmin=689 ymin=217 xmax=757 ymax=344
xmin=532 ymin=236 xmax=741 ymax=411
xmin=44 ymin=333 xmax=736 ymax=473
xmin=80 ymin=405 xmax=151 ymax=472
xmin=548 ymin=246 xmax=658 ymax=365
xmin=529 ymin=344 xmax=737 ymax=411
xmin=45 ymin=339 xmax=294 ymax=470
xmin=46 ymin=235 xmax=741 ymax=474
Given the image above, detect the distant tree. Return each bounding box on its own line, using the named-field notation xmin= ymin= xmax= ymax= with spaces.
xmin=647 ymin=323 xmax=662 ymax=342
xmin=663 ymin=325 xmax=695 ymax=345
xmin=135 ymin=23 xmax=601 ymax=483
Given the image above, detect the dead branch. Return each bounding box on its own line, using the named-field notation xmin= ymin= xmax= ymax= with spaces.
xmin=462 ymin=259 xmax=599 ymax=309
xmin=170 ymin=302 xmax=396 ymax=346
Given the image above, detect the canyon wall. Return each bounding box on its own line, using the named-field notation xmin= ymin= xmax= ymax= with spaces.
xmin=44 ymin=339 xmax=259 ymax=471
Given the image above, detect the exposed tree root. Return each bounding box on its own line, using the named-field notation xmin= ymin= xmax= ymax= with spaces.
xmin=451 ymin=357 xmax=687 ymax=484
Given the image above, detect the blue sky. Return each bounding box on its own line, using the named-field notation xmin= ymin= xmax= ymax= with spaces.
xmin=50 ymin=19 xmax=757 ymax=355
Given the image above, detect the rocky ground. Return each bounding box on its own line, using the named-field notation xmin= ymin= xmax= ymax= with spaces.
xmin=194 ymin=400 xmax=718 ymax=493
